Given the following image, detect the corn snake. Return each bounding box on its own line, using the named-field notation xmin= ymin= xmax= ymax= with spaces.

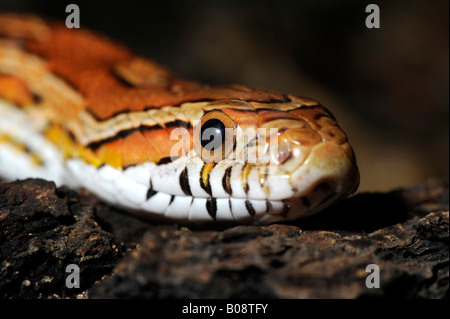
xmin=0 ymin=14 xmax=359 ymax=225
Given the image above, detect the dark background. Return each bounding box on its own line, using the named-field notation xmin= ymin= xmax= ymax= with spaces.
xmin=0 ymin=0 xmax=448 ymax=192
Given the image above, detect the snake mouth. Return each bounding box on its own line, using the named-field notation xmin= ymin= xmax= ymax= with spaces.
xmin=63 ymin=157 xmax=288 ymax=225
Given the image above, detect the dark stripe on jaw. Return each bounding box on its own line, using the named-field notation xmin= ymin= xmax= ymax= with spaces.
xmin=146 ymin=189 xmax=157 ymax=200
xmin=169 ymin=195 xmax=175 ymax=205
xmin=206 ymin=198 xmax=217 ymax=220
xmin=245 ymin=200 xmax=256 ymax=217
xmin=146 ymin=180 xmax=157 ymax=200
xmin=222 ymin=166 xmax=233 ymax=195
xmin=244 ymin=182 xmax=249 ymax=194
xmin=179 ymin=166 xmax=192 ymax=196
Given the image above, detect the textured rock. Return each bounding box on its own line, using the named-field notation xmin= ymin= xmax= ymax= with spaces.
xmin=0 ymin=179 xmax=121 ymax=298
xmin=90 ymin=212 xmax=448 ymax=299
xmin=0 ymin=178 xmax=448 ymax=298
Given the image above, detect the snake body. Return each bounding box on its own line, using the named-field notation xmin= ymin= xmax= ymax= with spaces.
xmin=0 ymin=14 xmax=359 ymax=225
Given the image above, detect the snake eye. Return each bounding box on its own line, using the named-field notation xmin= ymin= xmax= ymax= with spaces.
xmin=194 ymin=110 xmax=236 ymax=163
xmin=200 ymin=119 xmax=226 ymax=151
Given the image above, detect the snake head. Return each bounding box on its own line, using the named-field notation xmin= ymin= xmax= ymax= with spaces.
xmin=191 ymin=96 xmax=359 ymax=223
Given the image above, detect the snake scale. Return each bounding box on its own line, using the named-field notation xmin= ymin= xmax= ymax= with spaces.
xmin=0 ymin=14 xmax=359 ymax=225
